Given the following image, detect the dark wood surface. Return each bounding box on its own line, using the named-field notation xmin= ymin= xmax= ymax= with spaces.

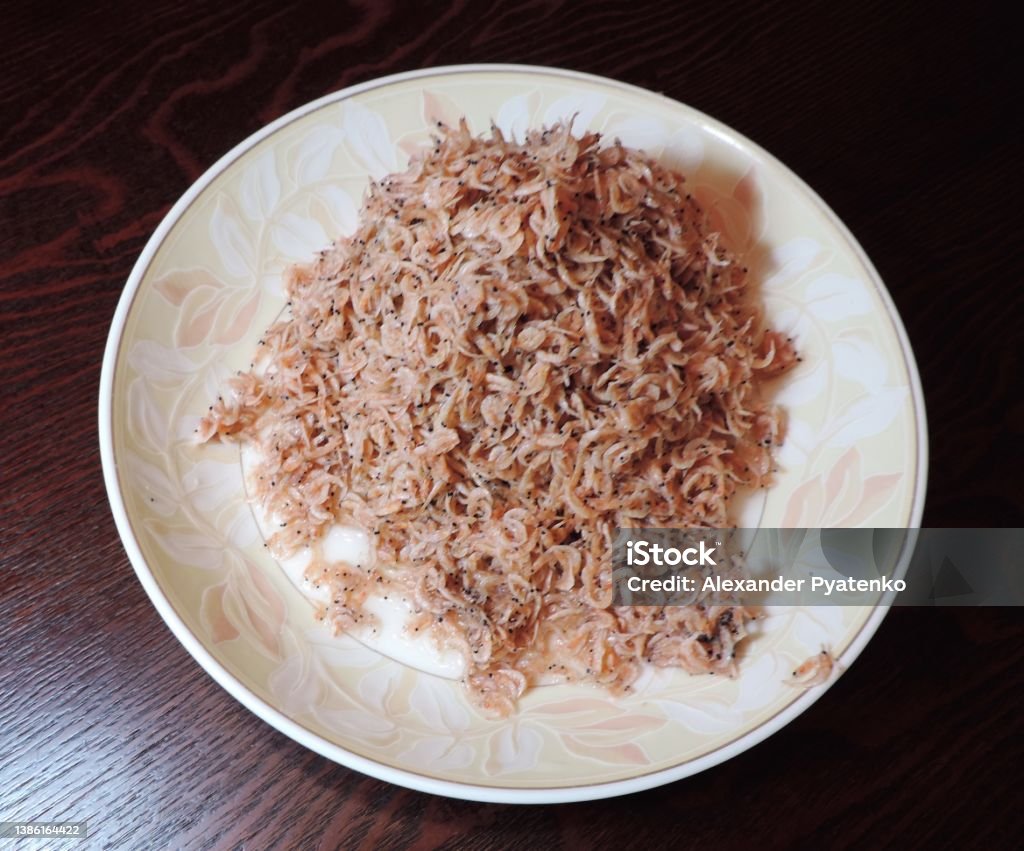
xmin=2 ymin=1 xmax=1022 ymax=848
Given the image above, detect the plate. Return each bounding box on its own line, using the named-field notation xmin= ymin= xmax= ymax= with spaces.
xmin=99 ymin=65 xmax=927 ymax=803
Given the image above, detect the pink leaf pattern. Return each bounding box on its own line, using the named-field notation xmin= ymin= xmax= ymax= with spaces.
xmin=200 ymin=582 xmax=239 ymax=643
xmin=154 ymin=267 xmax=223 ymax=306
xmin=421 ymin=90 xmax=463 ymax=130
xmin=561 ymin=736 xmax=650 ymax=766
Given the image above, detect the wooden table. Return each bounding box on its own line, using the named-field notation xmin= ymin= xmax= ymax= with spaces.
xmin=3 ymin=1 xmax=1021 ymax=847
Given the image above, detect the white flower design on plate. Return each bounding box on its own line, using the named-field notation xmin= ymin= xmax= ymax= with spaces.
xmin=240 ymin=149 xmax=281 ymax=219
xmin=542 ymin=91 xmax=607 ymax=133
xmin=485 ymin=723 xmax=544 ymax=774
xmin=339 ymin=100 xmax=398 ymax=179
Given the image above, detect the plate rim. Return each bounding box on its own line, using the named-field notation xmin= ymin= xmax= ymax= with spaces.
xmin=98 ymin=62 xmax=929 ymax=803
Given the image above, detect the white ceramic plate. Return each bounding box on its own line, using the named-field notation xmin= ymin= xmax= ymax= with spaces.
xmin=99 ymin=65 xmax=927 ymax=803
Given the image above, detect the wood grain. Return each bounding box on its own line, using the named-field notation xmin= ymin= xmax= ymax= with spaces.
xmin=1 ymin=0 xmax=1021 ymax=847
